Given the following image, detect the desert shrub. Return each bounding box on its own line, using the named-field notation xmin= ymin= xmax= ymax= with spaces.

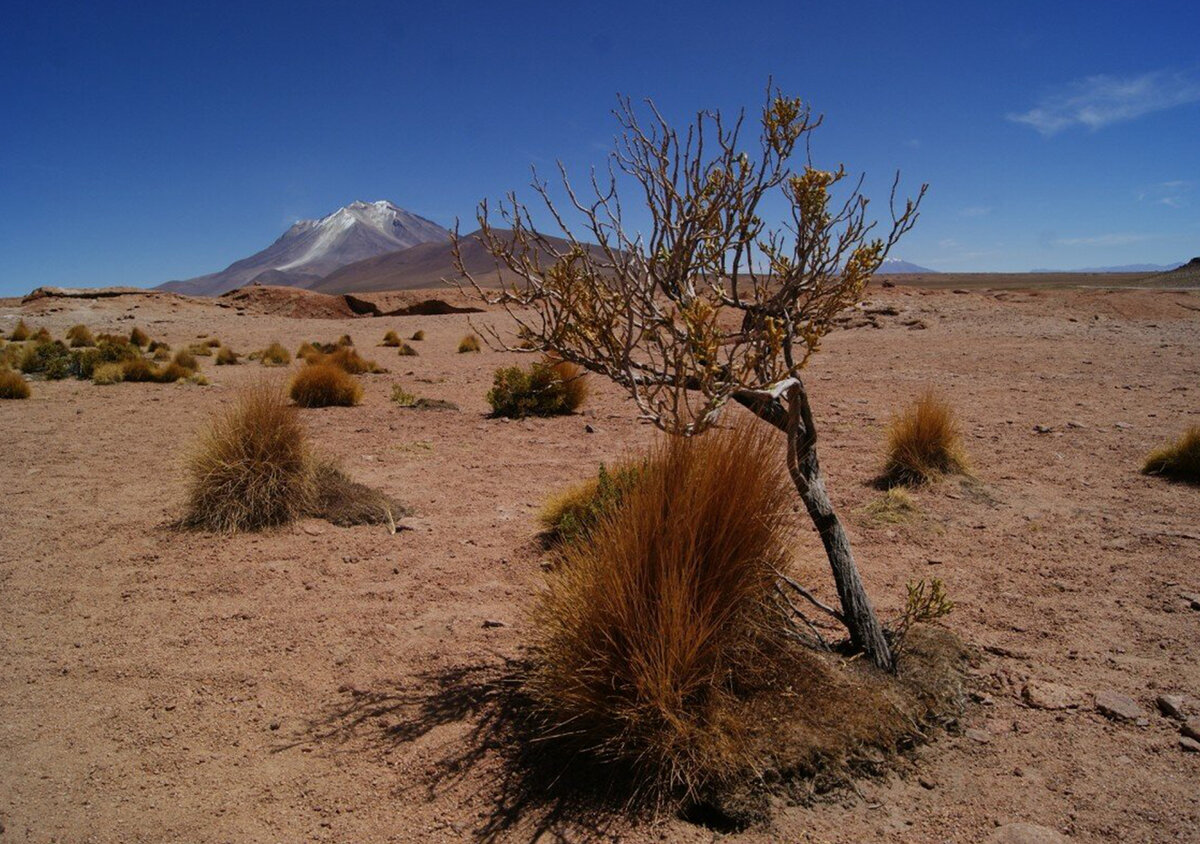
xmin=289 ymin=363 xmax=362 ymax=407
xmin=893 ymin=578 xmax=954 ymax=652
xmin=215 ymin=346 xmax=241 ymax=365
xmin=882 ymin=389 xmax=968 ymax=486
xmin=539 ymin=461 xmax=645 ymax=544
xmin=396 ymin=342 xmax=418 ymax=357
xmin=310 ymin=460 xmax=408 ymax=527
xmin=129 ymin=327 xmax=150 ymax=347
xmin=411 ymin=330 xmax=425 ymax=341
xmin=31 ymin=327 xmax=51 ymax=343
xmin=528 ymin=423 xmax=795 ymax=798
xmin=173 ymin=349 xmax=198 ymax=370
xmin=187 ymin=343 xmax=214 ymax=357
xmin=322 ymin=346 xmax=382 ymax=374
xmin=157 ymin=362 xmax=193 ymax=382
xmin=8 ymin=320 xmax=30 ymax=342
xmin=120 ymin=357 xmax=159 ymax=382
xmin=458 ymin=333 xmax=481 ymax=353
xmin=390 ymin=385 xmax=417 ymax=407
xmin=487 ymin=357 xmax=588 ymax=418
xmin=1142 ymin=426 xmax=1200 ymax=484
xmin=183 ymin=383 xmax=317 ymax=532
xmin=203 ymin=337 xmax=222 ymax=348
xmin=19 ymin=340 xmax=73 ymax=379
xmin=147 ymin=340 xmax=171 ymax=353
xmin=259 ymin=342 xmax=291 ymax=366
xmin=336 ymin=334 xmax=354 ymax=347
xmin=72 ymin=339 xmax=139 ymax=379
xmin=860 ymin=488 xmax=919 ymax=524
xmin=66 ymin=325 xmax=95 ymax=347
xmin=296 ymin=342 xmax=320 ymax=362
xmin=0 ymin=369 xmax=30 ymax=399
xmin=152 ymin=346 xmax=172 ymax=361
xmin=91 ymin=363 xmax=126 ymax=385
xmin=381 ymin=330 xmax=401 ymax=347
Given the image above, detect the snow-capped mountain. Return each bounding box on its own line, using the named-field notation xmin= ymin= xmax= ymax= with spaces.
xmin=158 ymin=200 xmax=451 ymax=296
xmin=876 ymin=258 xmax=938 ymax=274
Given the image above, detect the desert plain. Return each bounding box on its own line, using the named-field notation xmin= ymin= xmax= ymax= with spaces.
xmin=1 ymin=277 xmax=1198 ymax=842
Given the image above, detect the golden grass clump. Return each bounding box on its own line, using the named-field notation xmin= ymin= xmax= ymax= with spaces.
xmin=381 ymin=330 xmax=401 ymax=347
xmin=66 ymin=325 xmax=95 ymax=347
xmin=882 ymin=389 xmax=968 ymax=486
xmin=861 ymin=488 xmax=919 ymax=524
xmin=1142 ymin=426 xmax=1200 ymax=485
xmin=91 ymin=363 xmax=126 ymax=385
xmin=129 ymin=327 xmax=150 ymax=347
xmin=396 ymin=342 xmax=418 ymax=357
xmin=147 ymin=340 xmax=171 ymax=353
xmin=336 ymin=334 xmax=354 ymax=347
xmin=183 ymin=383 xmax=317 ymax=532
xmin=0 ymin=369 xmax=31 ymax=399
xmin=322 ymin=346 xmax=382 ymax=374
xmin=173 ymin=349 xmax=198 ymax=370
xmin=289 ymin=363 xmax=363 ymax=407
xmin=411 ymin=330 xmax=425 ymax=341
xmin=458 ymin=333 xmax=481 ymax=353
xmin=215 ymin=346 xmax=241 ymax=365
xmin=538 ymin=461 xmax=644 ymax=544
xmin=152 ymin=346 xmax=172 ymax=361
xmin=528 ymin=423 xmax=794 ymax=798
xmin=259 ymin=342 xmax=291 ymax=366
xmin=296 ymin=342 xmax=319 ymax=362
xmin=9 ymin=320 xmax=31 ymax=342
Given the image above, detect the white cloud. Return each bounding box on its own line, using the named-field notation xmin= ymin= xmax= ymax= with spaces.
xmin=1137 ymin=179 xmax=1192 ymax=209
xmin=959 ymin=205 xmax=991 ymax=217
xmin=1009 ymin=71 xmax=1200 ymax=135
xmin=1052 ymin=232 xmax=1154 ymax=247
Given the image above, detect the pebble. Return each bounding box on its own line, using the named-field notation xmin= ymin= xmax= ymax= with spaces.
xmin=1181 ymin=737 xmax=1200 ymax=753
xmin=989 ymin=823 xmax=1067 ymax=844
xmin=1095 ymin=690 xmax=1145 ymax=722
xmin=1033 ymin=425 xmax=1054 ymax=434
xmin=481 ymin=619 xmax=506 ymax=629
xmin=1023 ymin=680 xmax=1078 ymax=711
xmin=1156 ymin=694 xmax=1186 ymax=721
xmin=965 ymin=728 xmax=992 ymax=744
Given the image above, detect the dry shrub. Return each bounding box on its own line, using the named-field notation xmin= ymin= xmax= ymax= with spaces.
xmin=66 ymin=325 xmax=95 ymax=347
xmin=487 ymin=357 xmax=588 ymax=418
xmin=528 ymin=423 xmax=794 ymax=799
xmin=882 ymin=389 xmax=968 ymax=486
xmin=31 ymin=327 xmax=51 ymax=343
xmin=860 ymin=488 xmax=919 ymax=524
xmin=129 ymin=327 xmax=150 ymax=347
xmin=539 ymin=462 xmax=644 ymax=544
xmin=215 ymin=346 xmax=241 ymax=365
xmin=92 ymin=363 xmax=125 ymax=385
xmin=391 ymin=384 xmax=417 ymax=407
xmin=152 ymin=346 xmax=172 ymax=361
xmin=188 ymin=343 xmax=214 ymax=357
xmin=397 ymin=342 xmax=418 ymax=356
xmin=259 ymin=342 xmax=291 ymax=366
xmin=290 ymin=363 xmax=362 ymax=407
xmin=203 ymin=337 xmax=222 ymax=348
xmin=183 ymin=383 xmax=316 ymax=532
xmin=458 ymin=333 xmax=481 ymax=353
xmin=120 ymin=358 xmax=159 ymax=382
xmin=337 ymin=334 xmax=354 ymax=347
xmin=19 ymin=340 xmax=72 ymax=379
xmin=148 ymin=340 xmax=171 ymax=353
xmin=322 ymin=346 xmax=382 ymax=374
xmin=1143 ymin=426 xmax=1200 ymax=484
xmin=310 ymin=461 xmax=409 ymax=527
xmin=411 ymin=330 xmax=425 ymax=341
xmin=0 ymin=369 xmax=30 ymax=399
xmin=173 ymin=349 xmax=198 ymax=370
xmin=9 ymin=320 xmax=30 ymax=342
xmin=381 ymin=330 xmax=401 ymax=347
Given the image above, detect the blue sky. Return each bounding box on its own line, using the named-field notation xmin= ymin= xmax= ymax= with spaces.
xmin=1 ymin=0 xmax=1198 ymax=295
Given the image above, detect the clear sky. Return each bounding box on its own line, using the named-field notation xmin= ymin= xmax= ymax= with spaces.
xmin=2 ymin=0 xmax=1198 ymax=295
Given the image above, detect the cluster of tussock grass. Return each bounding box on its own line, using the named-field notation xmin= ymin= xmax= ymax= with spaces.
xmin=411 ymin=330 xmax=425 ymax=341
xmin=129 ymin=327 xmax=150 ymax=348
xmin=860 ymin=488 xmax=919 ymax=524
xmin=119 ymin=357 xmax=196 ymax=384
xmin=91 ymin=363 xmax=126 ymax=385
xmin=19 ymin=340 xmax=74 ymax=379
xmin=72 ymin=338 xmax=140 ymax=379
xmin=8 ymin=320 xmax=31 ymax=342
xmin=147 ymin=340 xmax=171 ymax=353
xmin=396 ymin=342 xmax=418 ymax=356
xmin=322 ymin=346 xmax=383 ymax=374
xmin=215 ymin=346 xmax=241 ymax=365
xmin=0 ymin=369 xmax=31 ymax=399
xmin=528 ymin=423 xmax=797 ymax=800
xmin=66 ymin=325 xmax=95 ymax=347
xmin=172 ymin=348 xmax=198 ymax=370
xmin=1143 ymin=426 xmax=1200 ymax=485
xmin=487 ymin=357 xmax=588 ymax=418
xmin=539 ymin=461 xmax=645 ymax=544
xmin=258 ymin=342 xmax=291 ymax=366
xmin=30 ymin=327 xmax=51 ymax=343
xmin=202 ymin=337 xmax=221 ymax=348
xmin=337 ymin=334 xmax=354 ymax=347
xmin=187 ymin=343 xmax=214 ymax=357
xmin=458 ymin=333 xmax=481 ymax=353
xmin=381 ymin=330 xmax=401 ymax=347
xmin=881 ymin=389 xmax=968 ymax=487
xmin=289 ymin=363 xmax=362 ymax=407
xmin=296 ymin=341 xmax=319 ymax=361
xmin=183 ymin=382 xmax=317 ymax=532
xmin=152 ymin=346 xmax=173 ymax=361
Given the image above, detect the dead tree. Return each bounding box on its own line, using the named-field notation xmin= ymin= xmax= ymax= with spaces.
xmin=452 ymin=88 xmax=925 ymax=671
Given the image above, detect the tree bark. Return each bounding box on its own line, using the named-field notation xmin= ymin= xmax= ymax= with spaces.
xmin=736 ymin=382 xmax=895 ymax=671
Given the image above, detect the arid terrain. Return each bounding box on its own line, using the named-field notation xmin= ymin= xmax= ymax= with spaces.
xmin=1 ymin=277 xmax=1199 ymax=842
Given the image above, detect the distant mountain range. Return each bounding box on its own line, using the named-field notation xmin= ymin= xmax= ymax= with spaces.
xmin=157 ymin=200 xmax=450 ymax=296
xmin=1029 ymin=262 xmax=1184 ymax=273
xmin=876 ymin=258 xmax=938 ymax=274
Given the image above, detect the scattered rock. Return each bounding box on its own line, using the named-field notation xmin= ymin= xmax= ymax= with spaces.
xmin=1180 ymin=737 xmax=1200 ymax=753
xmin=1065 ymin=420 xmax=1085 ymax=429
xmin=1095 ymin=690 xmax=1145 ymax=722
xmin=1023 ymin=680 xmax=1079 ymax=711
xmin=584 ymin=423 xmax=599 ymax=434
xmin=965 ymin=728 xmax=992 ymax=744
xmin=1033 ymin=424 xmax=1054 ymax=434
xmin=918 ymin=775 xmax=937 ymax=789
xmin=481 ymin=619 xmax=506 ymax=629
xmin=1156 ymin=694 xmax=1186 ymax=721
xmin=302 ymin=523 xmax=324 ymax=536
xmin=1181 ymin=718 xmax=1200 ymax=742
xmin=988 ymin=823 xmax=1068 ymax=844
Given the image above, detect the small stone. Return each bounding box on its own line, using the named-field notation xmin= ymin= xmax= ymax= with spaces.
xmin=988 ymin=823 xmax=1068 ymax=844
xmin=1114 ymin=421 xmax=1131 ymax=429
xmin=918 ymin=775 xmax=936 ymax=790
xmin=482 ymin=619 xmax=506 ymax=629
xmin=584 ymin=423 xmax=598 ymax=434
xmin=302 ymin=523 xmax=324 ymax=536
xmin=1180 ymin=737 xmax=1200 ymax=753
xmin=1065 ymin=421 xmax=1084 ymax=429
xmin=1156 ymin=695 xmax=1186 ymax=720
xmin=269 ymin=721 xmax=280 ymax=731
xmin=1023 ymin=680 xmax=1077 ymax=711
xmin=965 ymin=728 xmax=992 ymax=744
xmin=1095 ymin=690 xmax=1145 ymax=722
xmin=1182 ymin=718 xmax=1200 ymax=742
xmin=1033 ymin=424 xmax=1054 ymax=434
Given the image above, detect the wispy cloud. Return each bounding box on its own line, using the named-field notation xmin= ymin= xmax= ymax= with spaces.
xmin=1137 ymin=179 xmax=1193 ymax=209
xmin=1009 ymin=71 xmax=1200 ymax=135
xmin=959 ymin=205 xmax=991 ymax=218
xmin=1052 ymin=232 xmax=1155 ymax=247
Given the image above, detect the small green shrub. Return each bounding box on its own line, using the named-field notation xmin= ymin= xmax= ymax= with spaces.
xmin=540 ymin=462 xmax=645 ymax=544
xmin=487 ymin=358 xmax=588 ymax=418
xmin=19 ymin=340 xmax=73 ymax=379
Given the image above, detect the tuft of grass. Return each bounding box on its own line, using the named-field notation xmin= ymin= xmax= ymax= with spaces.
xmin=1142 ymin=426 xmax=1200 ymax=485
xmin=396 ymin=342 xmax=418 ymax=357
xmin=289 ymin=363 xmax=363 ymax=407
xmin=0 ymin=369 xmax=31 ymax=399
xmin=147 ymin=340 xmax=171 ymax=353
xmin=19 ymin=340 xmax=73 ymax=379
xmin=91 ymin=363 xmax=126 ymax=385
xmin=129 ymin=327 xmax=150 ymax=348
xmin=66 ymin=325 xmax=95 ymax=347
xmin=882 ymin=389 xmax=968 ymax=486
xmin=188 ymin=343 xmax=214 ymax=357
xmin=381 ymin=330 xmax=401 ymax=347
xmin=411 ymin=330 xmax=425 ymax=341
xmin=31 ymin=327 xmax=51 ymax=343
xmin=173 ymin=349 xmax=198 ymax=370
xmin=9 ymin=320 xmax=31 ymax=342
xmin=487 ymin=357 xmax=588 ymax=418
xmin=458 ymin=333 xmax=481 ymax=353
xmin=321 ymin=346 xmax=383 ymax=374
xmin=539 ymin=462 xmax=645 ymax=544
xmin=183 ymin=383 xmax=317 ymax=532
xmin=390 ymin=384 xmax=417 ymax=407
xmin=336 ymin=334 xmax=354 ymax=347
xmin=203 ymin=337 xmax=222 ymax=348
xmin=259 ymin=342 xmax=291 ymax=366
xmin=860 ymin=488 xmax=919 ymax=524
xmin=215 ymin=346 xmax=241 ymax=365
xmin=528 ymin=423 xmax=796 ymax=799
xmin=152 ymin=346 xmax=172 ymax=361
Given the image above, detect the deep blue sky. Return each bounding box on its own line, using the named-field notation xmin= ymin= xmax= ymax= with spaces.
xmin=2 ymin=1 xmax=1198 ymax=295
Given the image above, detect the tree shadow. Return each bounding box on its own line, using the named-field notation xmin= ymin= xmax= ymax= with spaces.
xmin=284 ymin=657 xmax=630 ymax=843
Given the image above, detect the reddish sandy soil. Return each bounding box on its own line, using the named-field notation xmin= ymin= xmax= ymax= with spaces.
xmin=1 ymin=283 xmax=1199 ymax=842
